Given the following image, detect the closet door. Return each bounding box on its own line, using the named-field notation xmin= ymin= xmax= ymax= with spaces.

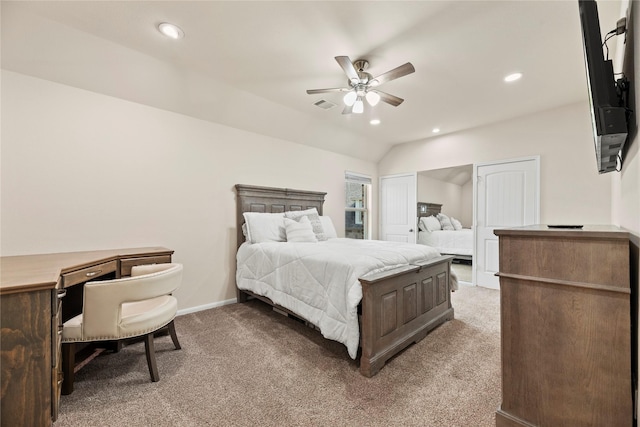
xmin=474 ymin=157 xmax=539 ymax=289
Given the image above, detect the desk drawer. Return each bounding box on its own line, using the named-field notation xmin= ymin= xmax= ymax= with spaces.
xmin=120 ymin=255 xmax=172 ymax=276
xmin=62 ymin=260 xmax=118 ymax=288
xmin=51 ymin=282 xmax=64 ymax=368
xmin=51 ymin=288 xmax=63 ymax=421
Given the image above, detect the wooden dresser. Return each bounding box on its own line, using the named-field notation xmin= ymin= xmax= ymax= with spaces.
xmin=0 ymin=247 xmax=173 ymax=427
xmin=494 ymin=225 xmax=632 ymax=426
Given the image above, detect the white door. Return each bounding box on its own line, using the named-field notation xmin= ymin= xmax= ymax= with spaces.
xmin=380 ymin=173 xmax=417 ymax=243
xmin=474 ymin=157 xmax=539 ymax=289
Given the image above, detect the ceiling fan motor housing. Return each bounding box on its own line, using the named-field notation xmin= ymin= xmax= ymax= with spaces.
xmin=352 ymin=60 xmax=373 ymax=85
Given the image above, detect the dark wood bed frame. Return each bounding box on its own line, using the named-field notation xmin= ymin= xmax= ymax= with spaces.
xmin=417 ymin=202 xmax=443 ymax=218
xmin=235 ymin=184 xmax=455 ymax=377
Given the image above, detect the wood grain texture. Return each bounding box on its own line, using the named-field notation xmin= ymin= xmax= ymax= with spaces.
xmin=0 ymin=247 xmax=173 ymax=294
xmin=1 ymin=290 xmax=52 ymax=427
xmin=495 ymin=226 xmax=632 ymax=426
xmin=359 ymin=257 xmax=454 ymax=377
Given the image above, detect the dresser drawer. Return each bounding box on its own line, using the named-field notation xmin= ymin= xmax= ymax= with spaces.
xmin=62 ymin=260 xmax=118 ymax=288
xmin=120 ymin=255 xmax=172 ymax=276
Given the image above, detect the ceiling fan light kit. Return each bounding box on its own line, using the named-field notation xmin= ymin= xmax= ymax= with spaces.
xmin=353 ymin=98 xmax=364 ymax=114
xmin=343 ymin=91 xmax=357 ymax=106
xmin=366 ymin=91 xmax=381 ymax=106
xmin=307 ymin=56 xmax=415 ymax=115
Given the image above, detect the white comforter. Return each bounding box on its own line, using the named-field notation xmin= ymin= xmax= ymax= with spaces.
xmin=236 ymin=238 xmax=451 ymax=359
xmin=417 ymin=229 xmax=473 ymax=257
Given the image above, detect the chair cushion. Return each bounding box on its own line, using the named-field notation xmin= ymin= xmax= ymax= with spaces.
xmin=62 ymin=314 xmax=84 ymax=341
xmin=120 ymin=295 xmax=178 ymax=338
xmin=62 ymin=295 xmax=178 ymax=342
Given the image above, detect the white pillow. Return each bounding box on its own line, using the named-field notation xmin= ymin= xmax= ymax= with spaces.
xmin=284 ymin=216 xmax=318 ymax=242
xmin=451 ymin=217 xmax=463 ymax=230
xmin=319 ymin=216 xmax=338 ymax=239
xmin=242 ymin=212 xmax=286 ymax=243
xmin=437 ymin=213 xmax=455 ymax=231
xmin=421 ymin=216 xmax=442 ymax=232
xmin=284 ymin=208 xmax=326 ymax=241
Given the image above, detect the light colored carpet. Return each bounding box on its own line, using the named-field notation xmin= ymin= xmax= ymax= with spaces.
xmin=55 ymin=285 xmax=501 ymax=427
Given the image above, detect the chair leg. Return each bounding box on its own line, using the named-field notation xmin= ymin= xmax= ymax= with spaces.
xmin=61 ymin=342 xmax=76 ymax=395
xmin=167 ymin=319 xmax=181 ymax=350
xmin=144 ymin=332 xmax=159 ymax=382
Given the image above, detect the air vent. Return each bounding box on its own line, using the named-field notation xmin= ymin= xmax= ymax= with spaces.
xmin=313 ymin=99 xmax=337 ymax=110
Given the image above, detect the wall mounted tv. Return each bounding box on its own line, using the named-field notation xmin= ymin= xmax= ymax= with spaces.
xmin=578 ymin=0 xmax=630 ymax=174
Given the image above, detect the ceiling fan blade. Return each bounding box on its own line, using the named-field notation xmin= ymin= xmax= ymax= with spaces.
xmin=342 ymin=104 xmax=354 ymax=114
xmin=306 ymin=88 xmax=349 ymax=94
xmin=371 ymin=62 xmax=415 ymax=85
xmin=335 ymin=56 xmax=359 ymax=83
xmin=374 ymin=90 xmax=404 ymax=107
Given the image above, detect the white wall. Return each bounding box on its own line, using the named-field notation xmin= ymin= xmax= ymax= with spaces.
xmin=610 ymin=1 xmax=639 ymax=413
xmin=380 ymin=102 xmax=613 ymax=225
xmin=0 ymin=70 xmax=377 ymax=311
xmin=612 ymin=0 xmax=639 ymax=235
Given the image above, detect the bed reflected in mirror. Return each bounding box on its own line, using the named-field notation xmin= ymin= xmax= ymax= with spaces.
xmin=417 ymin=164 xmax=473 ymax=285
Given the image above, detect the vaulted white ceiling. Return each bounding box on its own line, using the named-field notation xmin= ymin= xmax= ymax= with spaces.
xmin=1 ymin=1 xmax=625 ymax=162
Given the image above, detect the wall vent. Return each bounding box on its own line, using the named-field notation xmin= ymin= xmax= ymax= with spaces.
xmin=313 ymin=99 xmax=337 ymax=110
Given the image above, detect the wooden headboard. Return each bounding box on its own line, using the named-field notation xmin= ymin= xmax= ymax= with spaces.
xmin=417 ymin=202 xmax=442 ymax=218
xmin=235 ymin=184 xmax=327 ymax=248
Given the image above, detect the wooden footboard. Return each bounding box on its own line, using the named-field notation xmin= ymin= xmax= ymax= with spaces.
xmin=358 ymin=255 xmax=454 ymax=377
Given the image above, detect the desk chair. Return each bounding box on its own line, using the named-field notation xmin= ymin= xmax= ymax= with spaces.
xmin=61 ymin=263 xmax=183 ymax=395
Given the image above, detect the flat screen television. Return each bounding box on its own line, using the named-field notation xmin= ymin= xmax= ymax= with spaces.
xmin=578 ymin=0 xmax=629 ymax=173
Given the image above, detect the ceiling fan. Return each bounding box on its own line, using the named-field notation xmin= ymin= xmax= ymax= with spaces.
xmin=307 ymin=56 xmax=415 ymax=114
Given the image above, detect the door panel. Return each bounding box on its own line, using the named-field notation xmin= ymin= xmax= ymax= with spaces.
xmin=474 ymin=157 xmax=539 ymax=289
xmin=380 ymin=174 xmax=417 ymax=243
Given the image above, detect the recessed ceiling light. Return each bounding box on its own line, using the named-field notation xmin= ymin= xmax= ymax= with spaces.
xmin=158 ymin=22 xmax=184 ymax=39
xmin=504 ymin=72 xmax=522 ymax=83
xmin=432 ymin=128 xmax=440 ymax=133
xmin=370 ymin=119 xmax=381 ymax=125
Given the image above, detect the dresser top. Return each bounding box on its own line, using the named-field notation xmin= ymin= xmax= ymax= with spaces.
xmin=494 ymin=224 xmax=629 ymax=240
xmin=1 ymin=247 xmax=173 ymax=294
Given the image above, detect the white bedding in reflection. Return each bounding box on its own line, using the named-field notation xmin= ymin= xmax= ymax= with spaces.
xmin=418 ymin=229 xmax=473 ymax=257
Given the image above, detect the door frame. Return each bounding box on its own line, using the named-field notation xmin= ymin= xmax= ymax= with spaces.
xmin=472 ymin=155 xmax=540 ymax=287
xmin=379 ymin=172 xmax=418 ymax=243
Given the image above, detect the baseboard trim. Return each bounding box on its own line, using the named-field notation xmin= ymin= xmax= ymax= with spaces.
xmin=176 ymin=298 xmax=237 ymax=316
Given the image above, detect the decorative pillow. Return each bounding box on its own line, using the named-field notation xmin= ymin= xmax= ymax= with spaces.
xmin=319 ymin=216 xmax=338 ymax=239
xmin=284 ymin=208 xmax=326 ymax=241
xmin=242 ymin=212 xmax=286 ymax=243
xmin=437 ymin=213 xmax=455 ymax=231
xmin=284 ymin=216 xmax=318 ymax=242
xmin=420 ymin=216 xmax=442 ymax=232
xmin=451 ymin=217 xmax=463 ymax=230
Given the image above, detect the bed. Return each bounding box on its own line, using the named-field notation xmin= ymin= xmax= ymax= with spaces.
xmin=235 ymin=184 xmax=456 ymax=377
xmin=417 ymin=202 xmax=473 ymax=261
